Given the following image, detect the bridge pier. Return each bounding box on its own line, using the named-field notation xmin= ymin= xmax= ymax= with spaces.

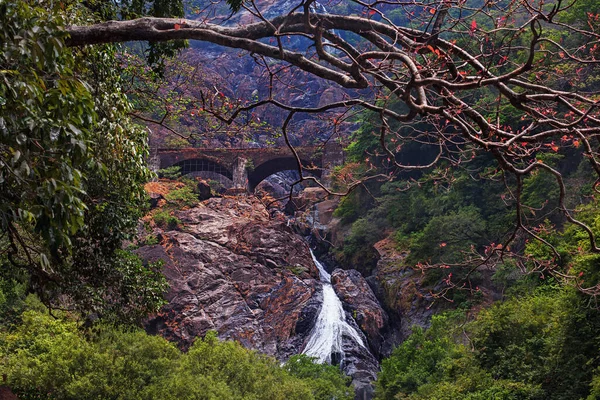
xmin=231 ymin=157 xmax=249 ymax=193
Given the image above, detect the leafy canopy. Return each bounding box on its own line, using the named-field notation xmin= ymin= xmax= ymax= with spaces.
xmin=0 ymin=0 xmax=166 ymax=322
xmin=0 ymin=303 xmax=353 ymax=400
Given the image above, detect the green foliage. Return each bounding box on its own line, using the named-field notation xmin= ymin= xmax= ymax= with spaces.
xmin=169 ymin=331 xmax=316 ymax=400
xmin=226 ymin=0 xmax=244 ymax=13
xmin=158 ymin=166 xmax=182 ymax=180
xmin=523 ymin=200 xmax=600 ymax=289
xmin=81 ymin=0 xmax=187 ymax=73
xmin=0 ymin=0 xmax=93 ymax=251
xmin=345 ymin=116 xmax=380 ymax=163
xmin=99 ymin=251 xmax=167 ymax=324
xmin=164 ymin=186 xmax=198 ymax=207
xmin=286 ymin=266 xmax=308 ymax=276
xmin=336 ymin=217 xmax=383 ymax=274
xmin=285 ymin=354 xmax=354 ymax=400
xmin=0 ymin=309 xmax=348 ymax=400
xmin=81 ymin=0 xmax=184 ymax=20
xmin=208 ymin=179 xmax=224 ymax=193
xmin=143 ymin=234 xmax=159 ymax=245
xmin=1 ymin=309 xmax=179 ymax=400
xmin=333 ymin=189 xmax=369 ymax=223
xmin=376 ymin=288 xmax=600 ymax=400
xmin=407 ymin=206 xmax=486 ymax=265
xmin=0 ymin=0 xmax=166 ymax=322
xmin=163 ymin=135 xmax=190 ymax=149
xmin=153 ymin=210 xmax=181 ymax=230
xmin=0 ymin=275 xmax=28 ymax=328
xmin=64 ymin=42 xmax=165 ymax=323
xmin=376 ymin=313 xmax=470 ymax=399
xmin=334 ymin=162 xmax=515 ymax=280
xmin=521 ymin=156 xmax=562 ymax=222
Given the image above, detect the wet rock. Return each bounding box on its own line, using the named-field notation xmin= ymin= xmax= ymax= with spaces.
xmin=257 ymin=171 xmax=302 ymax=201
xmin=301 ymin=187 xmax=329 ymax=202
xmin=287 ymin=188 xmax=341 ymax=242
xmin=340 ymin=320 xmax=379 ymax=400
xmin=313 ymin=198 xmax=338 ymax=226
xmin=294 ymin=287 xmax=323 ymax=335
xmin=284 ymin=196 xmax=309 ymax=215
xmin=331 ymin=269 xmax=389 ymax=358
xmin=256 ymin=179 xmax=285 ymax=200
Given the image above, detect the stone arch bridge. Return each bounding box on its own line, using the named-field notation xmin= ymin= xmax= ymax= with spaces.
xmin=155 ymin=143 xmax=344 ymax=192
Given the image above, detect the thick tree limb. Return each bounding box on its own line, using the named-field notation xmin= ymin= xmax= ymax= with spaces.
xmin=66 ymin=5 xmax=600 ymax=283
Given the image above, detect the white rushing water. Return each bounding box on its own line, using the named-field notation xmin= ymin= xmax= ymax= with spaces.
xmin=302 ymin=250 xmax=365 ymax=364
xmin=310 ymin=2 xmax=340 ymax=48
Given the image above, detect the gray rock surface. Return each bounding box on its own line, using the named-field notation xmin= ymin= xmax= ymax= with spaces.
xmin=331 ymin=268 xmax=390 ymax=358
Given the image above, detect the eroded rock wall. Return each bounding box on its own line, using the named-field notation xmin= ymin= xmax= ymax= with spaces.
xmin=138 ymin=197 xmax=321 ymax=358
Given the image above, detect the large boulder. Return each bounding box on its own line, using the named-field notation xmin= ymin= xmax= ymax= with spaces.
xmin=331 ymin=269 xmax=389 ymax=358
xmin=195 ymin=179 xmax=212 ymax=201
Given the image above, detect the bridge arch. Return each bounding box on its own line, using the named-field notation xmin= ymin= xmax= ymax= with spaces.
xmin=248 ymin=157 xmax=322 ymax=192
xmin=172 ymin=158 xmax=233 ymax=181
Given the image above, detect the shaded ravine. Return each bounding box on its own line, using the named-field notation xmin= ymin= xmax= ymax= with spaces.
xmin=303 ymin=250 xmax=366 ymax=364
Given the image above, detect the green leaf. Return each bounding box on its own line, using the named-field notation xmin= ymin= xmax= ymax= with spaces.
xmin=16 ymin=133 xmax=27 ymax=145
xmin=226 ymin=0 xmax=244 ymax=12
xmin=67 ymin=123 xmax=82 ymax=136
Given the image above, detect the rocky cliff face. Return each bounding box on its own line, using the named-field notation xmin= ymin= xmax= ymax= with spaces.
xmin=369 ymin=237 xmax=444 ymax=346
xmin=138 ymin=197 xmax=321 ymax=357
xmin=149 ymin=47 xmax=353 ymax=150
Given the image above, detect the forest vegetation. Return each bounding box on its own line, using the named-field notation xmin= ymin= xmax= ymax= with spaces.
xmin=2 ymin=0 xmax=600 ymax=398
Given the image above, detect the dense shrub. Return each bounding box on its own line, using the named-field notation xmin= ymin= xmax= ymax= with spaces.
xmin=153 ymin=210 xmax=181 ymax=230
xmin=375 ymin=288 xmax=600 ymax=400
xmin=158 ymin=166 xmax=182 ymax=180
xmin=0 ymin=308 xmax=353 ymax=400
xmin=164 ymin=186 xmax=198 ymax=207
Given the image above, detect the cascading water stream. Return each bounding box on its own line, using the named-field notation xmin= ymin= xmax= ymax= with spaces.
xmin=310 ymin=2 xmax=340 ymax=45
xmin=302 ymin=250 xmax=365 ymax=364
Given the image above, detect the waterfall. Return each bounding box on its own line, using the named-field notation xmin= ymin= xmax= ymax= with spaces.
xmin=311 ymin=1 xmax=329 ymax=15
xmin=309 ymin=2 xmax=340 ymax=46
xmin=302 ymin=250 xmax=365 ymax=364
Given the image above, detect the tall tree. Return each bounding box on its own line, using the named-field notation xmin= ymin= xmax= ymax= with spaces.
xmin=5 ymin=0 xmax=600 ymax=302
xmin=65 ymin=0 xmax=600 ymax=291
xmin=0 ymin=0 xmax=167 ymax=322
